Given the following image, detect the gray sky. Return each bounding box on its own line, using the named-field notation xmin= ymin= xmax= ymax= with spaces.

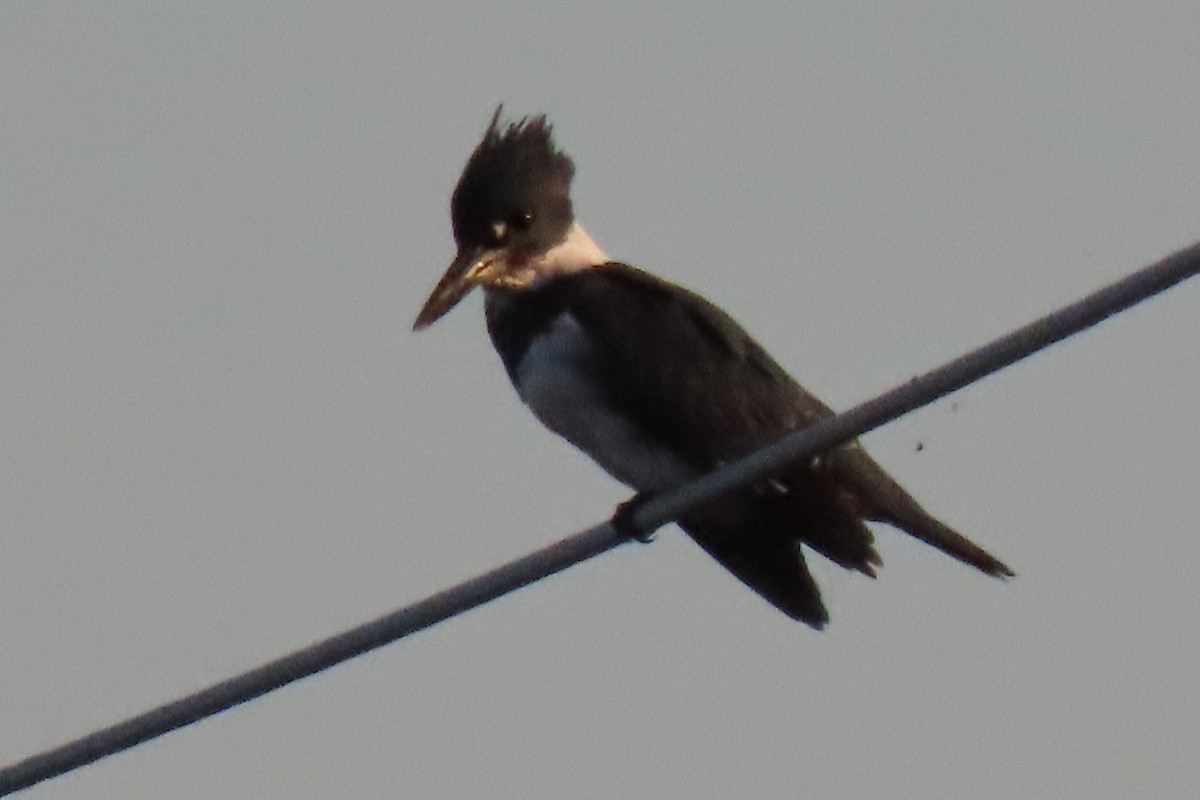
xmin=3 ymin=3 xmax=1199 ymax=798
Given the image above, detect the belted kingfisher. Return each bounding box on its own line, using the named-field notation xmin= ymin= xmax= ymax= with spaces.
xmin=414 ymin=109 xmax=1012 ymax=628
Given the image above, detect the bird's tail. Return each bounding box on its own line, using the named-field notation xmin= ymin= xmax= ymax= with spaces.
xmin=882 ymin=505 xmax=1014 ymax=577
xmin=824 ymin=444 xmax=1014 ymax=578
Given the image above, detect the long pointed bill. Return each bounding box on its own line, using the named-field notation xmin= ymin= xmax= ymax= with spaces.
xmin=412 ymin=246 xmax=494 ymax=330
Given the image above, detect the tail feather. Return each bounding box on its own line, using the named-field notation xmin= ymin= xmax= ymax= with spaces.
xmin=669 ymin=445 xmax=1012 ymax=629
xmin=772 ymin=489 xmax=882 ymax=577
xmin=883 ymin=507 xmax=1014 ymax=577
xmin=823 ymin=444 xmax=1014 ymax=578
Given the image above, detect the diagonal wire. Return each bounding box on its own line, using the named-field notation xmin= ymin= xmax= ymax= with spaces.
xmin=2 ymin=240 xmax=1198 ymax=797
xmin=632 ymin=241 xmax=1200 ymax=534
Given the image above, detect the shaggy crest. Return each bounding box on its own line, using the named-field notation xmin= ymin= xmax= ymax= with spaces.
xmin=451 ymin=106 xmax=576 ymax=249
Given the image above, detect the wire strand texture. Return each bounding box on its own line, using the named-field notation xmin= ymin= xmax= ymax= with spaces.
xmin=2 ymin=239 xmax=1198 ymax=796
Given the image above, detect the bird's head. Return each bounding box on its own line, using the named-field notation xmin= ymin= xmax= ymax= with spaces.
xmin=414 ymin=107 xmax=607 ymax=330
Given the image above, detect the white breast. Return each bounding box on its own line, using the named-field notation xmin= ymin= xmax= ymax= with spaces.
xmin=514 ymin=312 xmax=698 ymax=492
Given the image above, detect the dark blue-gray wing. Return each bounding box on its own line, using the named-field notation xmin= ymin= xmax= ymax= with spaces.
xmin=544 ymin=263 xmax=830 ymax=465
xmin=540 ymin=264 xmax=884 ymax=626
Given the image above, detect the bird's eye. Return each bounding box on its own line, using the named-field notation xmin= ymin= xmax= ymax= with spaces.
xmin=490 ymin=220 xmax=507 ymax=244
xmin=511 ymin=211 xmax=533 ymax=231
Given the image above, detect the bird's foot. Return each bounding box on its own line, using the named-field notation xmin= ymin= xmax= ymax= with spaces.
xmin=612 ymin=493 xmax=656 ymax=543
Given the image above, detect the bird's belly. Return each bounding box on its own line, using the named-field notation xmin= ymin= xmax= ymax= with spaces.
xmin=513 ymin=313 xmax=698 ymax=492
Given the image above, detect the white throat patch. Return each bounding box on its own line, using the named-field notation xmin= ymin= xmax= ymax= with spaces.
xmin=535 ymin=222 xmax=609 ymax=275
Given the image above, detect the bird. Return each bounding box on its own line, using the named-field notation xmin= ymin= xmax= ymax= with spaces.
xmin=413 ymin=108 xmax=1013 ymax=628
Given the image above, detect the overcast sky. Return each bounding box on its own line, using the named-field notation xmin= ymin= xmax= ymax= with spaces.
xmin=3 ymin=3 xmax=1199 ymax=799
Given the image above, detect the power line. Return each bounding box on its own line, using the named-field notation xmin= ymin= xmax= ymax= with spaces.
xmin=631 ymin=240 xmax=1200 ymax=535
xmin=2 ymin=240 xmax=1197 ymax=796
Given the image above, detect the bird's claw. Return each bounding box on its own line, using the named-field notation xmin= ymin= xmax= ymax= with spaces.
xmin=612 ymin=493 xmax=656 ymax=543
